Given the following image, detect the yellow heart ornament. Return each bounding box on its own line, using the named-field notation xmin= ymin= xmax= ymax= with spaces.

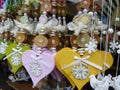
xmin=55 ymin=48 xmax=113 ymax=90
xmin=5 ymin=43 xmax=31 ymax=74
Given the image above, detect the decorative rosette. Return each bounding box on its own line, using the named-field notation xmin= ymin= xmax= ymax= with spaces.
xmin=72 ymin=63 xmax=89 ymax=80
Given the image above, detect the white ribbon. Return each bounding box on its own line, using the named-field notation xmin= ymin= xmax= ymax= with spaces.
xmin=3 ymin=48 xmax=23 ymax=60
xmin=25 ymin=55 xmax=51 ymax=69
xmin=62 ymin=55 xmax=103 ymax=70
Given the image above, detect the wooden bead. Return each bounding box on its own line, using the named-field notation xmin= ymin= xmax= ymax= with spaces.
xmin=3 ymin=31 xmax=10 ymax=39
xmin=0 ymin=33 xmax=3 ymax=39
xmin=1 ymin=15 xmax=7 ymax=21
xmin=51 ymin=6 xmax=58 ymax=15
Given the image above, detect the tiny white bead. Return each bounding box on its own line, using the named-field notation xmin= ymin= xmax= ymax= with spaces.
xmin=83 ymin=9 xmax=88 ymax=13
xmin=78 ymin=11 xmax=82 ymax=15
xmin=108 ymin=28 xmax=114 ymax=34
xmin=52 ymin=14 xmax=56 ymax=18
xmin=117 ymin=31 xmax=120 ymax=36
xmin=115 ymin=17 xmax=120 ymax=21
xmin=102 ymin=31 xmax=107 ymax=35
xmin=43 ymin=11 xmax=47 ymax=15
xmin=88 ymin=12 xmax=93 ymax=16
xmin=98 ymin=21 xmax=102 ymax=25
xmin=117 ymin=50 xmax=120 ymax=54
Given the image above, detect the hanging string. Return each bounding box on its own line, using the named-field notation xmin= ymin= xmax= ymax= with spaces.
xmin=97 ymin=0 xmax=104 ymax=77
xmin=113 ymin=0 xmax=119 ymax=40
xmin=115 ymin=0 xmax=120 ymax=77
xmin=90 ymin=0 xmax=95 ymax=39
xmin=103 ymin=0 xmax=112 ymax=76
xmin=116 ymin=54 xmax=120 ymax=76
xmin=99 ymin=0 xmax=104 ymax=51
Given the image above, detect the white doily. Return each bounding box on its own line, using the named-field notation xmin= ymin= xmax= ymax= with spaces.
xmin=72 ymin=63 xmax=89 ymax=80
xmin=85 ymin=38 xmax=98 ymax=54
xmin=11 ymin=53 xmax=21 ymax=66
xmin=29 ymin=62 xmax=42 ymax=77
xmin=0 ymin=42 xmax=8 ymax=54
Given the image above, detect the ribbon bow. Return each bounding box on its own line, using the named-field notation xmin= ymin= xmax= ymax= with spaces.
xmin=3 ymin=48 xmax=23 ymax=60
xmin=25 ymin=55 xmax=51 ymax=69
xmin=62 ymin=55 xmax=103 ymax=70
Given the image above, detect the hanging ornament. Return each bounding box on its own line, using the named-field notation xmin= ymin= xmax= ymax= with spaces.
xmin=34 ymin=35 xmax=48 ymax=48
xmin=4 ymin=43 xmax=30 ymax=74
xmin=70 ymin=35 xmax=78 ymax=48
xmin=84 ymin=38 xmax=98 ymax=54
xmin=15 ymin=30 xmax=28 ymax=43
xmin=50 ymin=0 xmax=57 ymax=15
xmin=76 ymin=33 xmax=90 ymax=48
xmin=89 ymin=74 xmax=112 ymax=90
xmin=21 ymin=0 xmax=31 ymax=14
xmin=41 ymin=0 xmax=52 ymax=12
xmin=109 ymin=40 xmax=118 ymax=51
xmin=110 ymin=75 xmax=120 ymax=90
xmin=55 ymin=48 xmax=113 ymax=90
xmin=48 ymin=31 xmax=60 ymax=49
xmin=35 ymin=12 xmax=48 ymax=34
xmin=80 ymin=0 xmax=91 ymax=9
xmin=30 ymin=1 xmax=40 ymax=18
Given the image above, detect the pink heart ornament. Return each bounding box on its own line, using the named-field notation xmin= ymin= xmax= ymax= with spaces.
xmin=22 ymin=50 xmax=55 ymax=88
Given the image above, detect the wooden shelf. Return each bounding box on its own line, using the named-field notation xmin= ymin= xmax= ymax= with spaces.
xmin=6 ymin=81 xmax=38 ymax=90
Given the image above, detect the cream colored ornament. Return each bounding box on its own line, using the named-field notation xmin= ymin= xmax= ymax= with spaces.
xmin=14 ymin=20 xmax=33 ymax=34
xmin=67 ymin=22 xmax=88 ymax=35
xmin=73 ymin=14 xmax=91 ymax=25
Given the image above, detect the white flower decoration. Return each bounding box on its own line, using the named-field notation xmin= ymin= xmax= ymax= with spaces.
xmin=11 ymin=53 xmax=21 ymax=66
xmin=85 ymin=38 xmax=98 ymax=54
xmin=0 ymin=42 xmax=8 ymax=54
xmin=72 ymin=63 xmax=89 ymax=80
xmin=109 ymin=40 xmax=118 ymax=50
xmin=29 ymin=62 xmax=42 ymax=77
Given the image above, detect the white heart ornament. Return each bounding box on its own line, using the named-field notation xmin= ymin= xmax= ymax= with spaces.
xmin=22 ymin=50 xmax=55 ymax=88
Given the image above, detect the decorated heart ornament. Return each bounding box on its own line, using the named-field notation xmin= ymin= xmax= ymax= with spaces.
xmin=55 ymin=48 xmax=113 ymax=90
xmin=0 ymin=40 xmax=12 ymax=60
xmin=22 ymin=50 xmax=55 ymax=88
xmin=5 ymin=43 xmax=30 ymax=74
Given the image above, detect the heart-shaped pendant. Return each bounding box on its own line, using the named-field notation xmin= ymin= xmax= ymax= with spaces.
xmin=55 ymin=48 xmax=113 ymax=90
xmin=5 ymin=43 xmax=30 ymax=74
xmin=22 ymin=50 xmax=55 ymax=88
